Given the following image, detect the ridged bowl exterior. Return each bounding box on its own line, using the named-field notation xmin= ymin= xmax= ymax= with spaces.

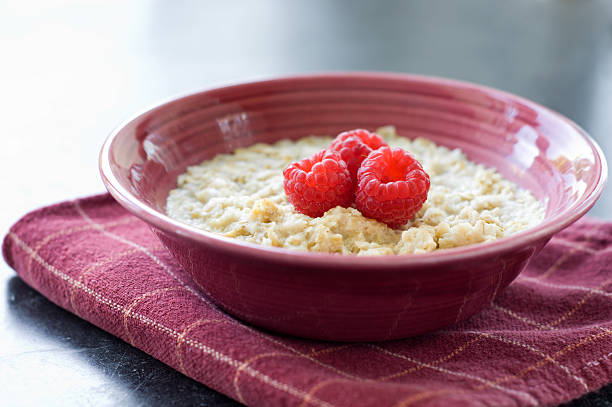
xmin=100 ymin=73 xmax=607 ymax=341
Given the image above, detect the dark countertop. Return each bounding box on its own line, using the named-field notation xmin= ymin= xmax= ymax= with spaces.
xmin=1 ymin=1 xmax=611 ymax=405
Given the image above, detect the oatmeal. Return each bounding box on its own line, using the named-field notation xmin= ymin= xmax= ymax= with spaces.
xmin=166 ymin=127 xmax=545 ymax=255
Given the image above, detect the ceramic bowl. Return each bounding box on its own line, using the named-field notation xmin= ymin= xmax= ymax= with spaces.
xmin=100 ymin=73 xmax=607 ymax=341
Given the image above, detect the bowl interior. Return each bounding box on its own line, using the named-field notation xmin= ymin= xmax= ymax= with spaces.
xmin=105 ymin=74 xmax=605 ymax=241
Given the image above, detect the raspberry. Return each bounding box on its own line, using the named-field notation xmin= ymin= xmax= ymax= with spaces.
xmin=329 ymin=129 xmax=388 ymax=184
xmin=355 ymin=147 xmax=430 ymax=228
xmin=283 ymin=150 xmax=353 ymax=217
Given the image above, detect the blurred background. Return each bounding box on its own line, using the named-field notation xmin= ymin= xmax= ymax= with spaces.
xmin=1 ymin=1 xmax=611 ymax=405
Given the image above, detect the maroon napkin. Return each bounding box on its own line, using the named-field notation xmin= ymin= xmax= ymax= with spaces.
xmin=3 ymin=194 xmax=611 ymax=407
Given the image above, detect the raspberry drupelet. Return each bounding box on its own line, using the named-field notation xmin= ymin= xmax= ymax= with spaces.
xmin=329 ymin=129 xmax=388 ymax=184
xmin=355 ymin=147 xmax=430 ymax=228
xmin=283 ymin=150 xmax=353 ymax=218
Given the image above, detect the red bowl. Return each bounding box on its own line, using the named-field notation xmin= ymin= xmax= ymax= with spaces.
xmin=100 ymin=73 xmax=607 ymax=341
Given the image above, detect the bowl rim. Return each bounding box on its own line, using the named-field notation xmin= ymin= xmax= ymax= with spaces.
xmin=99 ymin=71 xmax=608 ymax=270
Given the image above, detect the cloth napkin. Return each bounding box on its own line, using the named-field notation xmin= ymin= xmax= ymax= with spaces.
xmin=3 ymin=194 xmax=611 ymax=407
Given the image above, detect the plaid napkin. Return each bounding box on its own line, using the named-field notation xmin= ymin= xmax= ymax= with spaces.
xmin=3 ymin=194 xmax=611 ymax=407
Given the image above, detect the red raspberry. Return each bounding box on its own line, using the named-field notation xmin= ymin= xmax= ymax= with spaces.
xmin=283 ymin=150 xmax=353 ymax=217
xmin=329 ymin=129 xmax=388 ymax=184
xmin=355 ymin=147 xmax=430 ymax=228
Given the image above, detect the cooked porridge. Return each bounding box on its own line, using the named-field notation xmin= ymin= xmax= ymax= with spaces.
xmin=166 ymin=126 xmax=545 ymax=255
